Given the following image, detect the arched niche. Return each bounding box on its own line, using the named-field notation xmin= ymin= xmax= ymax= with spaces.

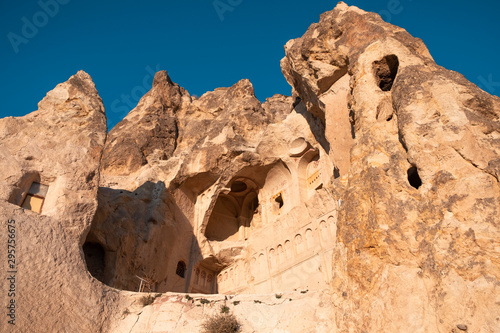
xmin=297 ymin=149 xmax=323 ymax=197
xmin=261 ymin=162 xmax=293 ymax=222
xmin=284 ymin=240 xmax=292 ymax=259
xmin=204 ymin=194 xmax=240 ymax=241
xmin=176 ymin=261 xmax=187 ymax=278
xmin=269 ymin=248 xmax=276 ymax=270
xmin=204 ymin=177 xmax=260 ymax=242
xmin=306 ymin=156 xmax=322 ymax=190
xmin=257 ymin=253 xmax=266 ymax=279
xmin=190 ymin=259 xmax=218 ymax=294
xmin=295 ymin=234 xmax=305 ymax=255
xmin=305 ymin=228 xmax=314 ymax=249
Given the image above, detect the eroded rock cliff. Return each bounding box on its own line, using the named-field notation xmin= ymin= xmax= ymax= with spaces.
xmin=0 ymin=71 xmax=117 ymax=333
xmin=282 ymin=2 xmax=500 ymax=332
xmin=0 ymin=2 xmax=498 ymax=333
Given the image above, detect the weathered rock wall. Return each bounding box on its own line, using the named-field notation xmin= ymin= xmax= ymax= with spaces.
xmin=0 ymin=71 xmax=119 ymax=333
xmin=282 ymin=2 xmax=500 ymax=332
xmin=0 ymin=2 xmax=499 ymax=333
xmin=89 ymin=67 xmax=340 ymax=296
xmin=110 ymin=290 xmax=336 ymax=333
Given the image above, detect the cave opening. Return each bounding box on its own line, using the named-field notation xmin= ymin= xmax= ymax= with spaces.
xmin=407 ymin=166 xmax=422 ymax=189
xmin=274 ymin=193 xmax=284 ymax=209
xmin=205 ymin=178 xmax=260 ymax=242
xmin=373 ymin=54 xmax=399 ymax=91
xmin=176 ymin=261 xmax=187 ymax=278
xmin=83 ymin=242 xmax=106 ymax=282
xmin=204 ymin=195 xmax=240 ymax=241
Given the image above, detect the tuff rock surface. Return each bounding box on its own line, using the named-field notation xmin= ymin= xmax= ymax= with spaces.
xmin=0 ymin=71 xmax=115 ymax=333
xmin=282 ymin=2 xmax=500 ymax=332
xmin=0 ymin=2 xmax=499 ymax=333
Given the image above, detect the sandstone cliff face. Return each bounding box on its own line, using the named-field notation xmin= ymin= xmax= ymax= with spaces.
xmin=0 ymin=71 xmax=118 ymax=333
xmin=86 ymin=65 xmax=339 ymax=331
xmin=1 ymin=2 xmax=499 ymax=333
xmin=89 ymin=66 xmax=338 ymax=294
xmin=282 ymin=2 xmax=500 ymax=332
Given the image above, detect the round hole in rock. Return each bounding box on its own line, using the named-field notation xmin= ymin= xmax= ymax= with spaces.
xmin=230 ymin=181 xmax=247 ymax=193
xmin=407 ymin=166 xmax=422 ymax=189
xmin=83 ymin=242 xmax=106 ymax=282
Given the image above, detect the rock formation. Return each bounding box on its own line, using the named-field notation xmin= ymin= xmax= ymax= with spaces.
xmin=0 ymin=2 xmax=499 ymax=333
xmin=282 ymin=3 xmax=500 ymax=332
xmin=0 ymin=71 xmax=117 ymax=332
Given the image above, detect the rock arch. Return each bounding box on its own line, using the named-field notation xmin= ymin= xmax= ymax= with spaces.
xmin=204 ymin=177 xmax=260 ymax=242
xmin=297 ymin=148 xmax=323 ymax=198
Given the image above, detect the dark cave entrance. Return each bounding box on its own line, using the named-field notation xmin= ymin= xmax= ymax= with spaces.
xmin=83 ymin=242 xmax=106 ymax=282
xmin=373 ymin=54 xmax=399 ymax=91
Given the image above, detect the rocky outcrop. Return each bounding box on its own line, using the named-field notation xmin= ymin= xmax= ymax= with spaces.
xmin=282 ymin=2 xmax=500 ymax=332
xmin=0 ymin=71 xmax=117 ymax=333
xmin=1 ymin=2 xmax=499 ymax=333
xmin=110 ymin=290 xmax=334 ymax=333
xmin=101 ymin=72 xmax=187 ymax=176
xmin=89 ymin=67 xmax=334 ymax=295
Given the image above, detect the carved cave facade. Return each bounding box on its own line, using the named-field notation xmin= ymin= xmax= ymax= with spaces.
xmin=82 ymin=138 xmax=339 ymax=296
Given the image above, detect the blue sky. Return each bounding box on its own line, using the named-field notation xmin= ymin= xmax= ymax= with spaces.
xmin=1 ymin=0 xmax=499 ymax=130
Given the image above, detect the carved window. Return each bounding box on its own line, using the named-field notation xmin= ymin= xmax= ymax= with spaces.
xmin=21 ymin=182 xmax=49 ymax=213
xmin=176 ymin=261 xmax=187 ymax=278
xmin=277 ymin=245 xmax=284 ymax=264
xmin=305 ymin=229 xmax=314 ymax=249
xmin=373 ymin=54 xmax=399 ymax=91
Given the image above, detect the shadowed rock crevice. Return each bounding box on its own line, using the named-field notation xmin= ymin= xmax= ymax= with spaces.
xmin=83 ymin=242 xmax=106 ymax=282
xmin=293 ymin=97 xmax=331 ymax=153
xmin=85 ymin=181 xmax=203 ymax=293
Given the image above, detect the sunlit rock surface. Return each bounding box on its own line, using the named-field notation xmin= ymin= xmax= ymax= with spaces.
xmin=0 ymin=2 xmax=498 ymax=333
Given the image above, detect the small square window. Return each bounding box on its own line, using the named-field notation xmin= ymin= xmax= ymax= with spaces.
xmin=21 ymin=194 xmax=44 ymax=213
xmin=20 ymin=182 xmax=48 ymax=213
